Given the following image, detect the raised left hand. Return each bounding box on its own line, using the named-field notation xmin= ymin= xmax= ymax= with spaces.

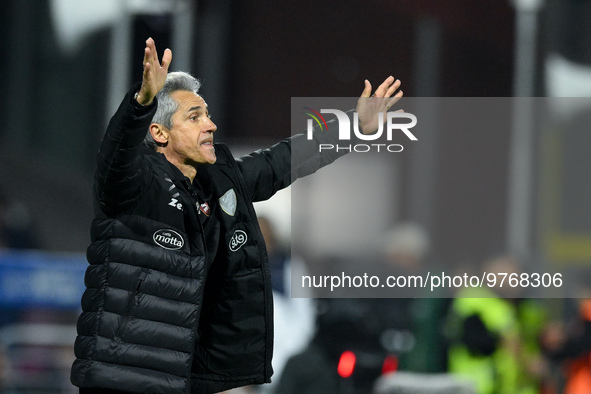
xmin=356 ymin=76 xmax=403 ymax=134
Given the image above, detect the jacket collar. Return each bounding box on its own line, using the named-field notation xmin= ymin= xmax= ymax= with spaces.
xmin=142 ymin=147 xmax=187 ymax=181
xmin=142 ymin=144 xmax=226 ymax=201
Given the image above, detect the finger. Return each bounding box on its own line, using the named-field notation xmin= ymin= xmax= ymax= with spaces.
xmin=147 ymin=37 xmax=160 ymax=67
xmin=143 ymin=62 xmax=152 ymax=81
xmin=359 ymin=79 xmax=372 ymax=98
xmin=143 ymin=46 xmax=151 ymax=67
xmin=386 ymin=91 xmax=403 ymax=110
xmin=389 ymin=89 xmax=404 ymax=103
xmin=374 ymin=76 xmax=395 ymax=97
xmin=384 ymin=79 xmax=401 ymax=98
xmin=161 ymin=48 xmax=172 ymax=71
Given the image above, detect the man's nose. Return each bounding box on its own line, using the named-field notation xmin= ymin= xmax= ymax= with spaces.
xmin=205 ymin=118 xmax=217 ymax=132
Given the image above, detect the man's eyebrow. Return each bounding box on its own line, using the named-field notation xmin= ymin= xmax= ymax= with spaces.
xmin=186 ymin=105 xmax=209 ymax=114
xmin=186 ymin=106 xmax=203 ymax=113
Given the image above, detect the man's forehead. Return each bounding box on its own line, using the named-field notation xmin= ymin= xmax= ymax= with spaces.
xmin=172 ymin=90 xmax=208 ymax=110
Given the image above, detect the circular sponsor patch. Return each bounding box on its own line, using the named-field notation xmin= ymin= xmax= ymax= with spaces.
xmin=153 ymin=229 xmax=184 ymax=250
xmin=229 ymin=230 xmax=247 ymax=252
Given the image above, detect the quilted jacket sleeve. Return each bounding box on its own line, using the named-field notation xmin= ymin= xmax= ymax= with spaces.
xmin=94 ymin=85 xmax=157 ymax=216
xmin=236 ymin=110 xmax=356 ymax=202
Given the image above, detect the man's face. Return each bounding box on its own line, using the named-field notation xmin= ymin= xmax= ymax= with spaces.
xmin=166 ymin=90 xmax=217 ymax=165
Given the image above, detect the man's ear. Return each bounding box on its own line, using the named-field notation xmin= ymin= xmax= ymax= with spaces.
xmin=150 ymin=123 xmax=169 ymax=146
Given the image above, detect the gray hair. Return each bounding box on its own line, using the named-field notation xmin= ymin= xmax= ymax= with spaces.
xmin=144 ymin=71 xmax=202 ymax=150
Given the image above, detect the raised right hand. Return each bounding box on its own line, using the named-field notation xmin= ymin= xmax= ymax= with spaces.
xmin=136 ymin=37 xmax=172 ymax=106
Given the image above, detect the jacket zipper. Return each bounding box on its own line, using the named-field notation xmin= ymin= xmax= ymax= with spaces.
xmin=177 ymin=177 xmax=208 ymax=393
xmin=115 ymin=269 xmax=148 ymax=340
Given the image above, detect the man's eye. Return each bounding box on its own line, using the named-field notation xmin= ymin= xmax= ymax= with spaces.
xmin=190 ymin=116 xmax=197 ymax=121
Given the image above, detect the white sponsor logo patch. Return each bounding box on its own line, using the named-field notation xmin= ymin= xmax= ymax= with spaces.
xmin=229 ymin=230 xmax=247 ymax=252
xmin=219 ymin=189 xmax=237 ymax=216
xmin=153 ymin=229 xmax=184 ymax=250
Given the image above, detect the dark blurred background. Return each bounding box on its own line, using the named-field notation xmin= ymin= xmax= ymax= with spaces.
xmin=0 ymin=0 xmax=518 ymax=255
xmin=1 ymin=0 xmax=588 ymax=264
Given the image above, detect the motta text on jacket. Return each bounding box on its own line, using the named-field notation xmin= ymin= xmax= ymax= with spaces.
xmin=153 ymin=229 xmax=185 ymax=250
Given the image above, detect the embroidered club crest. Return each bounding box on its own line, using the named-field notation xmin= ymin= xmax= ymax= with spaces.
xmin=219 ymin=189 xmax=237 ymax=216
xmin=199 ymin=202 xmax=210 ymax=216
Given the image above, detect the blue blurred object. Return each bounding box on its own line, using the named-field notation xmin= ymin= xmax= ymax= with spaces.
xmin=0 ymin=250 xmax=86 ymax=309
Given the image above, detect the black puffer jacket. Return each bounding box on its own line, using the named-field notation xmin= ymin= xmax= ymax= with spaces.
xmin=71 ymin=86 xmax=350 ymax=393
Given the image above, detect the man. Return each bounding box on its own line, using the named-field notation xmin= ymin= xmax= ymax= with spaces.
xmin=71 ymin=38 xmax=403 ymax=394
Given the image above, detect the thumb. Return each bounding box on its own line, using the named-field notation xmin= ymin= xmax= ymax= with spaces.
xmin=161 ymin=48 xmax=172 ymax=70
xmin=360 ymin=79 xmax=372 ymax=98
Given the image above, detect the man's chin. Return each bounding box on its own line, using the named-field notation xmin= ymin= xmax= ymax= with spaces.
xmin=204 ymin=146 xmax=216 ymax=164
xmin=206 ymin=154 xmax=217 ymax=165
xmin=193 ymin=153 xmax=216 ymax=166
